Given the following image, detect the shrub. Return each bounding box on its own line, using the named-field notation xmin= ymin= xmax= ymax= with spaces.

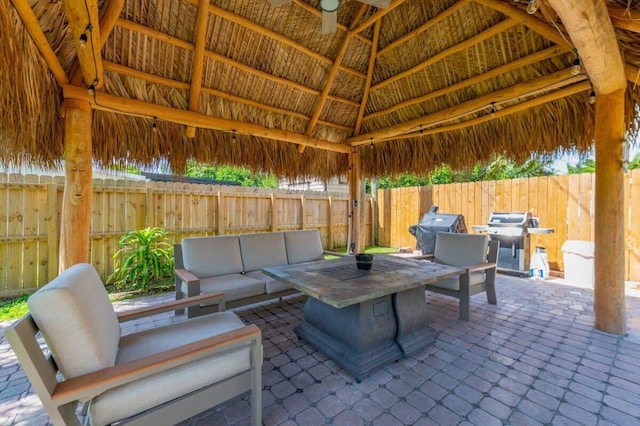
xmin=108 ymin=227 xmax=174 ymax=293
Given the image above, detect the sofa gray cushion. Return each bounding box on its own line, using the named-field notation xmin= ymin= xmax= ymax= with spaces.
xmin=245 ymin=270 xmax=293 ymax=294
xmin=239 ymin=232 xmax=288 ymax=272
xmin=27 ymin=263 xmax=121 ymax=379
xmin=184 ymin=273 xmax=266 ymax=302
xmin=182 ymin=236 xmax=244 ymax=277
xmin=284 ymin=230 xmax=324 ymax=264
xmin=91 ymin=312 xmax=250 ymax=425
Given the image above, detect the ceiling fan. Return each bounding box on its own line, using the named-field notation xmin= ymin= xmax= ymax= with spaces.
xmin=269 ymin=0 xmax=391 ymax=34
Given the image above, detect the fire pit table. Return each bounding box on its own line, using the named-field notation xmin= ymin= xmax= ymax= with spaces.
xmin=263 ymin=255 xmax=463 ymax=380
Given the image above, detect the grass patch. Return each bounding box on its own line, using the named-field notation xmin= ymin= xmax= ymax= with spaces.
xmin=326 ymin=245 xmax=398 ymax=259
xmin=0 ymin=294 xmax=29 ymax=322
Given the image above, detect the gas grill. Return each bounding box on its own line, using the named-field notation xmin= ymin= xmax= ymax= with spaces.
xmin=472 ymin=212 xmax=554 ymax=275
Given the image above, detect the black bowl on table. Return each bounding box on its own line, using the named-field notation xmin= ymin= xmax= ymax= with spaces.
xmin=355 ymin=253 xmax=373 ymax=270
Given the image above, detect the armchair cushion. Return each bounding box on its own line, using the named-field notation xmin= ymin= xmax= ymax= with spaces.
xmin=191 ymin=273 xmax=266 ymax=302
xmin=91 ymin=312 xmax=250 ymax=426
xmin=27 ymin=263 xmax=121 ymax=379
xmin=284 ymin=230 xmax=324 ymax=264
xmin=239 ymin=232 xmax=288 ymax=271
xmin=434 ymin=233 xmax=489 ymax=267
xmin=182 ymin=236 xmax=244 ymax=277
xmin=425 ymin=271 xmax=487 ymax=291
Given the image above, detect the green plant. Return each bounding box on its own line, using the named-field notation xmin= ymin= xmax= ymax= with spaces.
xmin=108 ymin=227 xmax=174 ymax=293
xmin=0 ymin=294 xmax=29 ymax=322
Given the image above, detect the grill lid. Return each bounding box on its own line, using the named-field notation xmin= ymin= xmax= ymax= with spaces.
xmin=488 ymin=212 xmax=532 ymax=227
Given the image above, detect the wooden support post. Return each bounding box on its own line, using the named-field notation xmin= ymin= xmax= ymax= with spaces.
xmin=349 ymin=149 xmax=363 ymax=254
xmin=59 ymin=100 xmax=93 ymax=272
xmin=46 ymin=183 xmax=59 ymax=280
xmin=593 ymin=89 xmax=626 ymax=335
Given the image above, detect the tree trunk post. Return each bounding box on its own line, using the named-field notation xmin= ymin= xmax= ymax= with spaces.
xmin=593 ymin=89 xmax=626 ymax=334
xmin=59 ymin=99 xmax=93 ymax=272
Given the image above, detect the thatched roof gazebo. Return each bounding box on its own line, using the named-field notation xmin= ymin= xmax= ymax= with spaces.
xmin=1 ymin=0 xmax=639 ymax=334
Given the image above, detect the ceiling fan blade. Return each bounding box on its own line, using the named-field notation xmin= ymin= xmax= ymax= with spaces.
xmin=322 ymin=10 xmax=337 ymax=34
xmin=358 ymin=0 xmax=391 ymax=8
xmin=268 ymin=0 xmax=293 ymax=6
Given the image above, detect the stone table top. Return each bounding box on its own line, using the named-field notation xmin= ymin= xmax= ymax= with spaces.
xmin=262 ymin=255 xmax=464 ymax=308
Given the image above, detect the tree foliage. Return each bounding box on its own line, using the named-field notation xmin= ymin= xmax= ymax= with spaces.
xmin=186 ymin=161 xmax=278 ymax=188
xmin=377 ymin=155 xmax=550 ymax=189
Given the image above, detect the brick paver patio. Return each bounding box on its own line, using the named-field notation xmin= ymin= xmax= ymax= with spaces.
xmin=1 ymin=274 xmax=639 ymax=425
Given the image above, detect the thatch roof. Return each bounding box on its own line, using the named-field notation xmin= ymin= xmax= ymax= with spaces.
xmin=1 ymin=0 xmax=639 ymax=179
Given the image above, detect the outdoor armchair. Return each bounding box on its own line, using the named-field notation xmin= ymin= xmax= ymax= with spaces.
xmin=5 ymin=263 xmax=262 ymax=426
xmin=423 ymin=232 xmax=499 ymax=320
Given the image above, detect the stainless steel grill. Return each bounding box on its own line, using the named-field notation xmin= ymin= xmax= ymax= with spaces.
xmin=473 ymin=212 xmax=553 ymax=275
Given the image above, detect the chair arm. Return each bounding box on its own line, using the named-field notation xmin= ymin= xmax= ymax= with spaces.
xmin=51 ymin=324 xmax=261 ymax=405
xmin=465 ymin=262 xmax=497 ymax=273
xmin=175 ymin=268 xmax=200 ymax=284
xmin=117 ymin=292 xmax=225 ymax=323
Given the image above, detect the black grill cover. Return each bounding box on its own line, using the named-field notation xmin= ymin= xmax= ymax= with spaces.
xmin=409 ymin=207 xmax=467 ymax=254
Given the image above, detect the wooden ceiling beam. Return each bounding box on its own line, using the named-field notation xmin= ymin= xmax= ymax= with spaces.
xmin=64 ymin=0 xmax=104 ymax=89
xmin=371 ymin=18 xmax=518 ymax=92
xmin=191 ymin=0 xmax=366 ymax=80
xmin=625 ymin=63 xmax=640 ymax=85
xmin=292 ymin=0 xmax=371 ymax=45
xmin=102 ymin=61 xmax=353 ymax=132
xmin=353 ymin=0 xmax=406 ymax=34
xmin=115 ymin=19 xmax=360 ymax=109
xmin=348 ymin=68 xmax=586 ymax=144
xmin=9 ymin=0 xmax=68 ymax=86
xmin=374 ymin=81 xmax=590 ymax=142
xmin=300 ymin=4 xmax=368 ymax=153
xmin=354 ymin=20 xmax=382 ymax=136
xmin=474 ymin=0 xmax=571 ymax=48
xmin=608 ymin=3 xmax=640 ymax=34
xmin=365 ymin=44 xmax=568 ymax=121
xmin=377 ymin=0 xmax=472 ymax=58
xmin=546 ymin=0 xmax=626 ymax=95
xmin=70 ymin=0 xmax=125 ymax=85
xmin=185 ymin=0 xmax=211 ymax=138
xmin=62 ymin=84 xmax=351 ymax=154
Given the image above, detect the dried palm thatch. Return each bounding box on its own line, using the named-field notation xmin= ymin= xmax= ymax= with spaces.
xmin=1 ymin=0 xmax=640 ymax=179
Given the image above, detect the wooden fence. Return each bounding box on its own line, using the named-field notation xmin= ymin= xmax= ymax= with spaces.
xmin=0 ymin=174 xmax=375 ymax=296
xmin=377 ymin=170 xmax=640 ymax=282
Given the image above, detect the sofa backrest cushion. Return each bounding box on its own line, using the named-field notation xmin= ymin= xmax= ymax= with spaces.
xmin=239 ymin=232 xmax=288 ymax=271
xmin=434 ymin=232 xmax=489 ymax=267
xmin=284 ymin=230 xmax=324 ymax=264
xmin=27 ymin=263 xmax=121 ymax=379
xmin=182 ymin=236 xmax=244 ymax=277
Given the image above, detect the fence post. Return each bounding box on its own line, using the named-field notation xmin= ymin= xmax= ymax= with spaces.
xmin=145 ymin=183 xmax=154 ymax=227
xmin=270 ymin=193 xmax=277 ymax=232
xmin=300 ymin=195 xmax=306 ymax=230
xmin=217 ymin=191 xmax=224 ymax=235
xmin=328 ymin=196 xmax=333 ymax=250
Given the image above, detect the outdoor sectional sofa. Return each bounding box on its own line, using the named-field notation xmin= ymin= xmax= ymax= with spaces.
xmin=175 ymin=229 xmax=335 ymax=318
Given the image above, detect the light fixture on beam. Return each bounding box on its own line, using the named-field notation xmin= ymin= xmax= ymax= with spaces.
xmin=571 ymin=51 xmax=582 ymax=76
xmin=526 ymin=0 xmax=538 ymax=14
xmin=588 ymin=91 xmax=596 ymax=104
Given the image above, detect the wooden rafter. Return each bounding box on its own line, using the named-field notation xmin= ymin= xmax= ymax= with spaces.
xmin=547 ymin=0 xmax=626 ymax=95
xmin=377 ymin=0 xmax=472 ymax=58
xmin=352 ymin=0 xmax=406 ymax=34
xmin=188 ymin=0 xmax=367 ymax=80
xmin=348 ymin=68 xmax=586 ymax=144
xmin=10 ymin=0 xmax=68 ymax=85
xmin=474 ymin=0 xmax=571 ymax=48
xmin=62 ymin=85 xmax=351 ymax=154
xmin=365 ymin=45 xmax=568 ymax=122
xmin=625 ymin=63 xmax=640 ymax=85
xmin=64 ymin=0 xmax=103 ymax=89
xmin=371 ymin=18 xmax=518 ymax=93
xmin=354 ymin=20 xmax=382 ymax=136
xmin=292 ymin=0 xmax=371 ymax=46
xmin=373 ymin=81 xmax=590 ymax=143
xmin=299 ymin=4 xmax=368 ymax=153
xmin=185 ymin=0 xmax=211 ymax=138
xmin=103 ymin=61 xmax=353 ymax=131
xmin=70 ymin=0 xmax=124 ymax=85
xmin=115 ymin=19 xmax=360 ymax=109
xmin=608 ymin=3 xmax=640 ymax=34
